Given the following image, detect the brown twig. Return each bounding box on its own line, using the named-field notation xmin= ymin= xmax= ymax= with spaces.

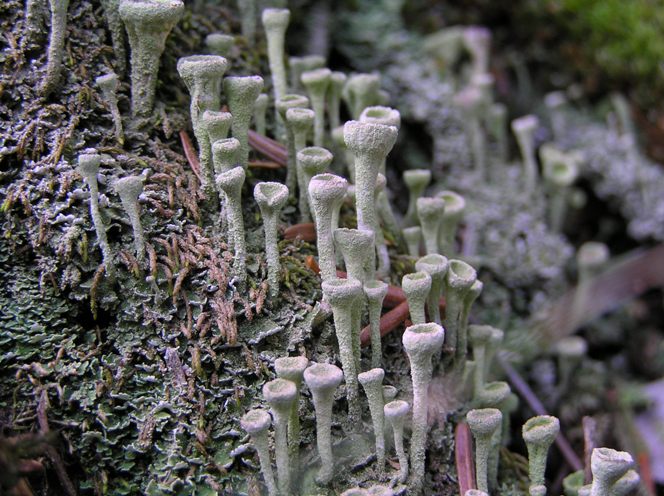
xmin=179 ymin=130 xmax=202 ymax=183
xmin=498 ymin=355 xmax=584 ymax=472
xmin=248 ymin=129 xmax=287 ymax=165
xmin=455 ymin=422 xmax=477 ymax=494
xmin=248 ymin=160 xmax=282 ymax=170
xmin=359 ymin=300 xmax=410 ymax=347
xmin=284 ymin=223 xmax=316 ymax=242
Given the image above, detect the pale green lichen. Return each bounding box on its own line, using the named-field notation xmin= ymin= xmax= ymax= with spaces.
xmin=589 ymin=448 xmax=634 ymax=496
xmin=435 ymin=190 xmax=465 ymax=257
xmin=119 ymin=0 xmax=184 ymax=116
xmin=403 ymin=226 xmax=422 ymax=257
xmin=114 ymin=175 xmax=145 ymax=264
xmin=240 ymin=409 xmax=277 ymax=496
xmin=42 ymin=0 xmax=70 ymax=95
xmin=205 ymin=32 xmax=234 ymax=57
xmin=384 ymin=399 xmax=410 ymax=483
xmin=224 ymin=75 xmax=264 ymax=169
xmin=289 ymin=55 xmax=325 ymax=93
xmin=100 ymin=0 xmax=126 ymax=74
xmin=403 ymin=169 xmax=431 ymax=226
xmin=523 ymin=415 xmax=560 ymax=491
xmin=215 ymin=166 xmax=246 ymax=283
xmin=263 ymin=378 xmax=297 ymax=495
xmin=358 ymin=367 xmax=386 ymax=474
xmin=444 ymin=259 xmax=477 ymax=369
xmin=364 ymin=280 xmax=388 ymax=369
xmin=416 ymin=197 xmax=445 ymax=255
xmin=276 ymin=94 xmax=310 ymax=195
xmin=540 ymin=144 xmax=580 ymax=232
xmin=342 ymin=73 xmax=382 ymax=119
xmin=511 ymin=115 xmax=539 ymax=193
xmin=262 ymin=8 xmax=290 ymax=122
xmin=301 ymin=68 xmax=331 ymax=147
xmin=327 ymin=71 xmax=347 ymax=131
xmin=253 ymin=93 xmax=269 ymax=136
xmin=95 ymin=72 xmax=124 ymax=144
xmin=415 ymin=254 xmax=448 ymax=326
xmin=467 ymin=407 xmax=502 ymax=494
xmin=402 ymin=271 xmax=432 ymax=326
xmin=297 ymin=146 xmax=333 ymax=222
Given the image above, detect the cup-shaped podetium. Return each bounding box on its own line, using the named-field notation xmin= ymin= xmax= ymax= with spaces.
xmin=261 ymin=9 xmax=290 ymax=104
xmin=277 ymin=94 xmax=310 ymax=194
xmin=114 ymin=175 xmax=146 ymax=264
xmin=301 ymin=68 xmax=332 ymax=147
xmin=240 ymin=409 xmax=278 ymax=496
xmin=202 ymin=111 xmax=233 ymax=149
xmin=254 ymin=182 xmax=289 ymax=299
xmin=403 ymin=226 xmax=422 ymax=257
xmin=297 ymin=146 xmax=333 ymax=222
xmin=119 ymin=0 xmax=184 ymax=116
xmin=402 ymin=322 xmax=445 ymax=492
xmin=444 ymin=259 xmax=477 ymax=368
xmin=589 ymin=448 xmax=634 ymax=496
xmin=205 ymin=32 xmax=234 ymax=57
xmin=216 ymin=166 xmax=247 ymax=282
xmin=523 ymin=415 xmax=560 ymax=488
xmin=415 ymin=254 xmax=448 ymax=326
xmin=309 ymin=174 xmax=348 ymax=281
xmin=342 ymin=73 xmax=381 ymax=119
xmin=467 ymin=408 xmax=502 ymax=494
xmin=404 ymin=169 xmax=431 ymax=226
xmin=334 ymin=228 xmax=375 ymax=283
xmin=358 ymin=368 xmax=386 ymax=473
xmin=435 ymin=190 xmax=465 ymax=256
xmin=402 ymin=271 xmax=432 ymax=326
xmin=224 ymin=75 xmax=264 ymax=169
xmin=304 ymin=362 xmax=344 ymax=485
xmin=211 ymin=137 xmax=241 ymax=175
xmin=416 ymin=197 xmax=445 ymax=255
xmin=511 ymin=115 xmax=539 ymax=193
xmin=384 ymin=399 xmax=410 ymax=483
xmin=364 ymin=280 xmax=388 ymax=369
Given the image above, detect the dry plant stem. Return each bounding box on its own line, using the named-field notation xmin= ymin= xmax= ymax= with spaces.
xmin=119 ymin=0 xmax=184 ymax=117
xmin=224 ymin=76 xmax=264 ymax=169
xmin=263 ymin=379 xmax=297 ymax=495
xmin=309 ymin=174 xmax=348 ymax=281
xmin=114 ymin=176 xmax=145 ymax=264
xmin=78 ymin=154 xmax=114 ymax=278
xmin=402 ymin=271 xmax=432 ymax=325
xmin=178 ymin=55 xmax=228 ymax=197
xmin=402 ymin=323 xmax=445 ymax=493
xmin=304 ymin=362 xmax=343 ymax=485
xmin=358 ymin=368 xmax=386 ymax=474
xmin=274 ymin=356 xmax=309 ymax=478
xmin=455 ymin=423 xmax=477 ymax=495
xmin=417 ymin=197 xmax=445 ymax=255
xmin=277 ymin=94 xmax=310 ymax=195
xmin=467 ymin=408 xmax=502 ymax=494
xmin=301 ymin=68 xmax=331 ymax=147
xmin=101 ymin=0 xmax=126 ymax=74
xmin=384 ymin=400 xmax=410 ymax=483
xmin=216 ymin=167 xmax=246 ymax=283
xmin=253 ymin=94 xmax=269 ymax=136
xmin=322 ymin=278 xmax=363 ymax=425
xmin=344 ymin=121 xmax=398 ymax=279
xmin=95 ymin=73 xmax=124 ymax=143
xmin=248 ymin=130 xmax=288 ymax=165
xmin=240 ymin=409 xmax=277 ymax=496
xmin=42 ymin=0 xmax=70 ymax=96
xmin=254 ymin=182 xmax=289 ymax=299
xmin=364 ymin=280 xmax=388 ymax=369
xmin=415 ymin=254 xmax=448 ymax=325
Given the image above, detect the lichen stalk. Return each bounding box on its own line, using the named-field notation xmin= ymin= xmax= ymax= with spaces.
xmin=253 ymin=93 xmax=269 ymax=136
xmin=237 ymin=0 xmax=256 ymax=44
xmin=358 ymin=368 xmax=386 ymax=474
xmin=322 ymin=277 xmax=363 ymax=426
xmin=384 ymin=400 xmax=410 ymax=483
xmin=309 ymin=174 xmax=348 ymax=281
xmin=215 ymin=167 xmax=246 ymax=283
xmin=100 ymin=0 xmax=126 ymax=74
xmin=263 ymin=379 xmax=297 ymax=495
xmin=328 ymin=71 xmax=347 ymax=131
xmin=240 ymin=409 xmax=277 ymax=496
xmin=402 ymin=271 xmax=432 ymax=326
xmin=403 ymin=226 xmax=422 ymax=257
xmin=541 ymin=145 xmax=580 ymax=232
xmin=262 ymin=8 xmax=290 ymax=128
xmin=211 ymin=138 xmax=240 ymax=175
xmin=443 ymin=259 xmax=477 ymax=368
xmin=364 ymin=280 xmax=388 ymax=369
xmin=415 ymin=254 xmax=448 ymax=326
xmin=403 ymin=169 xmax=431 ymax=226
xmin=41 ymin=0 xmax=70 ymax=96
xmin=114 ymin=176 xmax=145 ymax=264
xmin=178 ymin=55 xmax=229 ymax=197
xmin=297 ymin=146 xmax=332 ymax=222
xmin=343 ymin=73 xmax=381 ymax=119
xmin=289 ymin=55 xmax=325 ymax=93
xmin=344 ymin=121 xmax=398 ymax=280
xmin=469 ymin=325 xmax=496 ymax=400
xmin=487 ymin=102 xmax=508 ymax=164
xmin=119 ymin=0 xmax=184 ymax=117
xmin=276 ymin=94 xmax=310 ymax=195
xmin=303 ymin=362 xmax=343 ymax=485
xmin=402 ymin=323 xmax=445 ymax=492
xmin=523 ymin=415 xmax=560 ymax=490
xmin=203 ymin=111 xmax=233 ymax=154
xmin=95 ymin=73 xmax=124 ymax=144
xmin=457 ymin=279 xmax=483 ymax=372
xmin=454 ymin=86 xmax=486 ymax=179
xmin=224 ymin=76 xmax=264 ymax=170
xmin=417 ymin=197 xmax=446 ymax=255
xmin=274 ymin=356 xmax=309 ymax=478
xmin=205 ymin=33 xmax=234 ymax=57
xmin=301 ymin=68 xmax=331 ymax=147
xmin=589 ymin=448 xmax=634 ymax=496
xmin=467 ymin=408 xmax=502 ymax=494
xmin=435 ymin=190 xmax=465 ymax=256
xmin=254 ymin=182 xmax=289 ymax=299
xmin=609 ymin=469 xmax=640 ymax=496
xmin=78 ymin=153 xmax=114 ymax=277
xmin=511 ymin=115 xmax=540 ymax=193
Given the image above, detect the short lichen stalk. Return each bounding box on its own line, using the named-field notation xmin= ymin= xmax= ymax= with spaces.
xmin=415 ymin=254 xmax=448 ymax=326
xmin=95 ymin=73 xmax=124 ymax=144
xmin=402 ymin=323 xmax=445 ymax=493
xmin=276 ymin=94 xmax=310 ymax=195
xmin=443 ymin=260 xmax=477 ymax=369
xmin=358 ymin=368 xmax=386 ymax=474
xmin=302 ymin=68 xmax=331 ymax=147
xmin=100 ymin=0 xmax=126 ymax=74
xmin=211 ymin=138 xmax=240 ymax=175
xmin=254 ymin=182 xmax=289 ymax=299
xmin=459 ymin=281 xmax=484 ymax=371
xmin=436 ymin=190 xmax=465 ymax=256
xmin=205 ymin=33 xmax=234 ymax=57
xmin=417 ymin=197 xmax=445 ymax=255
xmin=475 ymin=381 xmax=511 ymax=488
xmin=589 ymin=448 xmax=634 ymax=496
xmin=289 ymin=55 xmax=325 ymax=93
xmin=203 ymin=111 xmax=233 ymax=158
xmin=343 ymin=73 xmax=381 ymax=119
xmin=262 ymin=8 xmax=290 ymax=128
xmin=403 ymin=226 xmax=422 ymax=257
xmin=541 ymin=145 xmax=579 ymax=232
xmin=467 ymin=408 xmax=502 ymax=494
xmin=237 ymin=0 xmax=256 ymax=44
xmin=469 ymin=325 xmax=497 ymax=400
xmin=253 ymin=94 xmax=269 ymax=136
xmin=512 ymin=115 xmax=540 ymax=193
xmin=345 ymin=121 xmax=398 ymax=280
xmin=78 ymin=153 xmax=114 ymax=277
xmin=41 ymin=0 xmax=70 ymax=96
xmin=297 ymin=146 xmax=332 ymax=222
xmin=114 ymin=175 xmax=145 ymax=264
xmin=487 ymin=102 xmax=508 ymax=164
xmin=178 ymin=55 xmax=228 ymax=197
xmin=240 ymin=409 xmax=277 ymax=496
xmin=403 ymin=170 xmax=431 ymax=226
xmin=554 ymin=336 xmax=587 ymax=396
xmin=304 ymin=362 xmax=343 ymax=485
xmin=545 ymin=91 xmax=567 ymax=142
xmin=224 ymin=75 xmax=264 ymax=170
xmin=384 ymin=400 xmax=410 ymax=483
xmin=216 ymin=167 xmax=246 ymax=284
xmin=322 ymin=277 xmax=363 ymax=425
xmin=309 ymin=174 xmax=348 ymax=281
xmin=364 ymin=280 xmax=388 ymax=369
xmin=263 ymin=379 xmax=297 ymax=496
xmin=327 ymin=71 xmax=347 ymax=131
xmin=119 ymin=0 xmax=184 ymax=117
xmin=274 ymin=356 xmax=309 ymax=478
xmin=402 ymin=271 xmax=431 ymax=326
xmin=523 ymin=415 xmax=560 ymax=492
xmin=373 ymin=174 xmax=391 ymax=277
xmin=454 ymin=86 xmax=486 ymax=180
